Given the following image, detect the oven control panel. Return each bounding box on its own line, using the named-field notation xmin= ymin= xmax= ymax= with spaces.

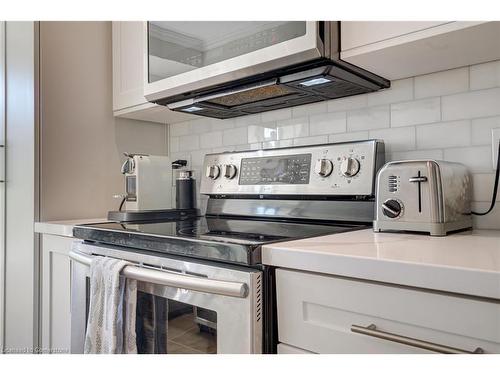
xmin=200 ymin=140 xmax=385 ymax=196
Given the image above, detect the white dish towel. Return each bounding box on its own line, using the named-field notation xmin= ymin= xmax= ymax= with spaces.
xmin=84 ymin=256 xmax=138 ymax=354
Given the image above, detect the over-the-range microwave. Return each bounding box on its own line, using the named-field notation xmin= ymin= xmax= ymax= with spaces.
xmin=143 ymin=21 xmax=390 ymax=119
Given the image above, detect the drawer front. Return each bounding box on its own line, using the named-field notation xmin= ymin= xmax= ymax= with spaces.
xmin=276 ymin=269 xmax=500 ymax=354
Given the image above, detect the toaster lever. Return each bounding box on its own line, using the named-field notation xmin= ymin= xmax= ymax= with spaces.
xmin=409 ymin=176 xmax=428 ymax=183
xmin=410 ymin=172 xmax=427 ymax=213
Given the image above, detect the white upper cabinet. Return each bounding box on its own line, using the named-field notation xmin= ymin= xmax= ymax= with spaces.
xmin=341 ymin=22 xmax=449 ymax=51
xmin=112 ymin=21 xmax=194 ymax=124
xmin=341 ymin=21 xmax=500 ymax=80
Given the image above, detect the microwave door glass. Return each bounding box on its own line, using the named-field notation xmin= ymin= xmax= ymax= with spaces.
xmin=148 ymin=21 xmax=307 ymax=83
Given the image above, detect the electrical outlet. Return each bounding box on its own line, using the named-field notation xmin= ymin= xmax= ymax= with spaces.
xmin=493 ymin=128 xmax=500 ymax=169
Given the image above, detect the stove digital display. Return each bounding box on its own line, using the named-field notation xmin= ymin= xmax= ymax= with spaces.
xmin=239 ymin=153 xmax=311 ymax=185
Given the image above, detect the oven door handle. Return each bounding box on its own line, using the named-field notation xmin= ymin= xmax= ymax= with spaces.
xmin=69 ymin=250 xmax=248 ymax=298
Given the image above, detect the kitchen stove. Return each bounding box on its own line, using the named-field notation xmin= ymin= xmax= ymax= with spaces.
xmin=74 ymin=140 xmax=384 ymax=265
xmin=71 ymin=140 xmax=385 ymax=354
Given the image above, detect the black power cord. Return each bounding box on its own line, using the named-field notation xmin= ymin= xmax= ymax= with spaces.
xmin=119 ymin=196 xmax=126 ymax=211
xmin=471 ymin=142 xmax=500 ymax=216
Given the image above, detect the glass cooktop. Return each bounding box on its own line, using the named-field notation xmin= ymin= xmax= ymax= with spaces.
xmin=73 ymin=217 xmax=367 ymax=265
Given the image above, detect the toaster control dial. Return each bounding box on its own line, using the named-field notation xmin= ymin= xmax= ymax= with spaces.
xmin=223 ymin=164 xmax=238 ymax=179
xmin=314 ymin=159 xmax=333 ymax=177
xmin=206 ymin=165 xmax=221 ymax=180
xmin=340 ymin=157 xmax=360 ymax=177
xmin=382 ymin=199 xmax=403 ymax=219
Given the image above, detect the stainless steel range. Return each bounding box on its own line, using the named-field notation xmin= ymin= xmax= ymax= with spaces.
xmin=70 ymin=140 xmax=385 ymax=354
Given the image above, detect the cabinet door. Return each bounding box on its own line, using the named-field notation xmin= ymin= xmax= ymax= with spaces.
xmin=41 ymin=235 xmax=74 ymax=354
xmin=341 ymin=22 xmax=448 ymax=51
xmin=276 ymin=269 xmax=500 ymax=354
xmin=111 ymin=22 xmax=194 ymax=124
xmin=341 ymin=21 xmax=500 ymax=80
xmin=112 ymin=21 xmax=149 ymax=111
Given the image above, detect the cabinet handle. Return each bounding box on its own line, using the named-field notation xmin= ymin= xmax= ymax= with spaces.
xmin=351 ymin=324 xmax=484 ymax=354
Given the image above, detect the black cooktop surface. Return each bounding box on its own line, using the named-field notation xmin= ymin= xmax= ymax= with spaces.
xmin=73 ymin=216 xmax=367 ymax=265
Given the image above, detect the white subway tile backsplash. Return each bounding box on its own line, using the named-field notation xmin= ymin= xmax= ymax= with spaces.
xmin=328 ymin=131 xmax=369 ymax=143
xmin=292 ymin=101 xmax=327 ymax=118
xmin=414 ymin=67 xmax=469 ymax=98
xmin=309 ymin=112 xmax=346 ymax=136
xmin=169 ymin=136 xmax=179 ymax=153
xmin=222 ymin=127 xmax=247 ymax=146
xmin=200 ymin=131 xmax=223 ymax=149
xmin=188 ymin=118 xmax=210 ymax=134
xmin=293 ymin=135 xmax=329 ymax=146
xmin=190 ymin=150 xmax=206 ymax=168
xmin=471 ymin=116 xmax=500 ymax=145
xmin=262 ymin=139 xmax=294 ymax=149
xmin=261 ymin=108 xmax=292 ymax=122
xmin=470 ymin=60 xmax=500 ymax=90
xmin=277 ymin=117 xmax=309 ymax=140
xmin=210 ymin=118 xmax=235 ymax=131
xmin=390 ymin=149 xmax=444 ymax=161
xmin=442 ymin=88 xmax=500 ymax=121
xmin=170 ymin=121 xmax=190 ymax=136
xmin=248 ymin=123 xmax=277 ymax=143
xmin=235 ymin=113 xmax=261 ymax=127
xmin=248 ymin=143 xmax=262 ymax=150
xmin=444 ymin=146 xmax=492 ymax=173
xmin=369 ymin=127 xmax=415 ymax=152
xmin=178 ymin=134 xmax=200 ymax=151
xmin=328 ymin=94 xmax=368 ymax=112
xmin=472 ymin=173 xmax=500 ymax=202
xmin=235 ymin=144 xmax=258 ymax=151
xmin=416 ymin=120 xmax=470 ymax=149
xmin=367 ymin=78 xmax=413 ymax=106
xmin=391 ymin=98 xmax=441 ymax=127
xmin=347 ymin=105 xmax=390 ymax=131
xmin=211 ymin=146 xmax=235 ymax=153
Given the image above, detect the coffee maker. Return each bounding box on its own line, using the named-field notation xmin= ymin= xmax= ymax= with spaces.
xmin=120 ymin=153 xmax=173 ymax=211
xmin=108 ymin=153 xmax=199 ymax=222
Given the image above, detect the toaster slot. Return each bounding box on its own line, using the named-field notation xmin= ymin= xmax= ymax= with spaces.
xmin=409 ymin=171 xmax=428 ymax=213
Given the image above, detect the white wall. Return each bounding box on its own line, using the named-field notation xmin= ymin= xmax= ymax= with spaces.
xmin=169 ymin=61 xmax=500 ymax=229
xmin=39 ymin=21 xmax=168 ymax=221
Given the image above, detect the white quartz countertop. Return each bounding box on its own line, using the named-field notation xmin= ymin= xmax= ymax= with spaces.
xmin=263 ymin=229 xmax=500 ymax=300
xmin=35 ymin=218 xmax=108 ymax=237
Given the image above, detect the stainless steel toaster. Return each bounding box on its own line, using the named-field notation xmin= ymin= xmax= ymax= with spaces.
xmin=373 ymin=160 xmax=472 ymax=236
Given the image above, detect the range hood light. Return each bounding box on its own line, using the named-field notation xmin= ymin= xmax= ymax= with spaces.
xmin=299 ymin=77 xmax=332 ymax=87
xmin=182 ymin=106 xmax=204 ymax=112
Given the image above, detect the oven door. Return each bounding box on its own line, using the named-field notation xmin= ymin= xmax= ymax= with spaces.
xmin=70 ymin=241 xmax=262 ymax=354
xmin=144 ymin=21 xmax=325 ymax=103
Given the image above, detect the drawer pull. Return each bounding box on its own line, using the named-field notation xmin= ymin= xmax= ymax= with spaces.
xmin=351 ymin=324 xmax=484 ymax=354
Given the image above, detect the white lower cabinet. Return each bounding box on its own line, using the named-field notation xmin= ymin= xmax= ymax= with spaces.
xmin=40 ymin=234 xmax=74 ymax=354
xmin=276 ymin=269 xmax=500 ymax=354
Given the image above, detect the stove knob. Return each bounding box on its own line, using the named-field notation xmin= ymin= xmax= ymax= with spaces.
xmin=340 ymin=157 xmax=360 ymax=177
xmin=206 ymin=165 xmax=221 ymax=180
xmin=224 ymin=164 xmax=238 ymax=179
xmin=382 ymin=199 xmax=403 ymax=219
xmin=314 ymin=159 xmax=333 ymax=177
